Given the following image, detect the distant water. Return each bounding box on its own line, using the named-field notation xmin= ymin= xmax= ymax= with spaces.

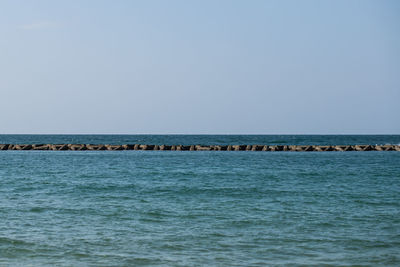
xmin=0 ymin=135 xmax=399 ymax=266
xmin=1 ymin=134 xmax=400 ymax=146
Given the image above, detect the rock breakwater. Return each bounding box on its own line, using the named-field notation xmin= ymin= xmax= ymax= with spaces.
xmin=0 ymin=144 xmax=399 ymax=151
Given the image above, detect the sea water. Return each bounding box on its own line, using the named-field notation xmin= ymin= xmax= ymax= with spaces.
xmin=0 ymin=135 xmax=399 ymax=266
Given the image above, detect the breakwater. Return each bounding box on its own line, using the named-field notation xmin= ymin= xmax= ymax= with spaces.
xmin=0 ymin=144 xmax=399 ymax=151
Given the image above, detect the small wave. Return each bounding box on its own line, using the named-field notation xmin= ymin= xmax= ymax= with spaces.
xmin=0 ymin=237 xmax=34 ymax=246
xmin=29 ymin=207 xmax=46 ymax=213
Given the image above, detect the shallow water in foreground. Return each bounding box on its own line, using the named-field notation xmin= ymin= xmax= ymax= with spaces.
xmin=0 ymin=148 xmax=399 ymax=266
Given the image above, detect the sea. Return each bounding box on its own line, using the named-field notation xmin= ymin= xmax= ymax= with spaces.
xmin=0 ymin=135 xmax=399 ymax=266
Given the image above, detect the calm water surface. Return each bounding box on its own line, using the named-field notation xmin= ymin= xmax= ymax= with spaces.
xmin=1 ymin=134 xmax=400 ymax=146
xmin=0 ymin=135 xmax=399 ymax=266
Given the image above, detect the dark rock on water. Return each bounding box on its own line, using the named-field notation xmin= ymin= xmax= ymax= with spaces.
xmin=86 ymin=144 xmax=97 ymax=150
xmin=140 ymin=145 xmax=154 ymax=150
xmin=33 ymin=144 xmax=49 ymax=150
xmin=0 ymin=144 xmax=399 ymax=152
xmin=123 ymin=144 xmax=134 ymax=150
xmin=0 ymin=144 xmax=9 ymax=150
xmin=195 ymin=145 xmax=211 ymax=151
xmin=159 ymin=145 xmax=172 ymax=151
xmin=59 ymin=144 xmax=69 ymax=151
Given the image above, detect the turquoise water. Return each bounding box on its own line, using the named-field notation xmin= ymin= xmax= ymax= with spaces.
xmin=1 ymin=134 xmax=400 ymax=146
xmin=0 ymin=135 xmax=399 ymax=266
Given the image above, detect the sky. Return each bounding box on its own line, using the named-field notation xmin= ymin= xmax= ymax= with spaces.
xmin=0 ymin=0 xmax=399 ymax=134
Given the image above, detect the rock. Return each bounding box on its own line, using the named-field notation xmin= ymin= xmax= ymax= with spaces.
xmin=44 ymin=144 xmax=53 ymax=150
xmin=0 ymin=144 xmax=9 ymax=150
xmin=378 ymin=145 xmax=395 ymax=151
xmin=305 ymin=146 xmax=314 ymax=151
xmin=74 ymin=144 xmax=86 ymax=150
xmin=139 ymin=144 xmax=153 ymax=150
xmin=33 ymin=144 xmax=49 ymax=150
xmin=231 ymin=145 xmax=240 ymax=151
xmin=321 ymin=146 xmax=334 ymax=151
xmin=160 ymin=145 xmax=172 ymax=151
xmin=252 ymin=145 xmax=263 ymax=151
xmin=80 ymin=144 xmax=88 ymax=150
xmin=364 ymin=145 xmax=373 ymax=151
xmin=58 ymin=144 xmax=69 ymax=151
xmin=354 ymin=145 xmax=366 ymax=151
xmin=69 ymin=144 xmax=81 ymax=150
xmin=314 ymin=145 xmax=333 ymax=151
xmin=86 ymin=144 xmax=96 ymax=150
xmin=140 ymin=145 xmax=148 ymax=150
xmin=313 ymin=146 xmax=322 ymax=152
xmin=58 ymin=144 xmax=66 ymax=150
xmin=123 ymin=144 xmax=134 ymax=150
xmin=20 ymin=144 xmax=32 ymax=150
xmin=2 ymin=143 xmax=397 ymax=153
xmin=334 ymin=145 xmax=344 ymax=151
xmin=342 ymin=146 xmax=353 ymax=151
xmin=334 ymin=145 xmax=353 ymax=151
xmin=66 ymin=144 xmax=74 ymax=150
xmin=195 ymin=145 xmax=210 ymax=151
xmin=239 ymin=145 xmax=247 ymax=151
xmin=145 ymin=145 xmax=155 ymax=150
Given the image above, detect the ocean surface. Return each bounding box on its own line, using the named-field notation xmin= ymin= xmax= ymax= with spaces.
xmin=0 ymin=135 xmax=399 ymax=266
xmin=1 ymin=134 xmax=400 ymax=146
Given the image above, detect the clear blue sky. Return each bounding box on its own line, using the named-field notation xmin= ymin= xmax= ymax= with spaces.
xmin=1 ymin=0 xmax=399 ymax=134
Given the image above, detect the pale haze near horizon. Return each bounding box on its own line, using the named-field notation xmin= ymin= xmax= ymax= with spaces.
xmin=0 ymin=0 xmax=399 ymax=134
